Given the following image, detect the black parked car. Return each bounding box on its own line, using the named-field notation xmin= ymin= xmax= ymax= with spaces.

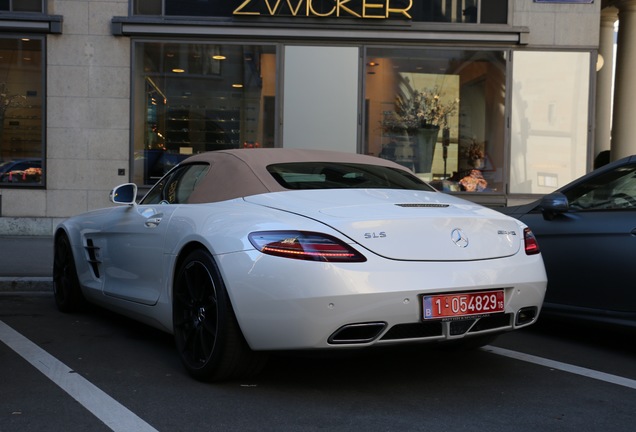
xmin=500 ymin=155 xmax=636 ymax=328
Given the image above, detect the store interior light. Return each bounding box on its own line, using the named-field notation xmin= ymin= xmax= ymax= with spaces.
xmin=213 ymin=55 xmax=226 ymax=60
xmin=172 ymin=68 xmax=185 ymax=73
xmin=232 ymin=84 xmax=244 ymax=88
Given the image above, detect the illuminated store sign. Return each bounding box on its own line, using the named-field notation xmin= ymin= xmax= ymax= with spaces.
xmin=233 ymin=0 xmax=413 ymax=19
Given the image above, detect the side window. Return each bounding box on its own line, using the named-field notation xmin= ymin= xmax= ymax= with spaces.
xmin=568 ymin=165 xmax=636 ymax=211
xmin=141 ymin=163 xmax=209 ymax=205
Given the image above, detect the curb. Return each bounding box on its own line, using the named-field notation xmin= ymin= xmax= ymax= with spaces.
xmin=0 ymin=277 xmax=53 ymax=293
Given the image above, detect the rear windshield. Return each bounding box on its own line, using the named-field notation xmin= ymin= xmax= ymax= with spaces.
xmin=267 ymin=162 xmax=435 ymax=191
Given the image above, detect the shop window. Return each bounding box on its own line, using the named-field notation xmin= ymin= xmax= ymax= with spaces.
xmin=0 ymin=0 xmax=44 ymax=12
xmin=132 ymin=0 xmax=508 ymax=24
xmin=510 ymin=51 xmax=590 ymax=194
xmin=365 ymin=48 xmax=506 ymax=194
xmin=0 ymin=37 xmax=44 ymax=187
xmin=133 ymin=42 xmax=277 ymax=185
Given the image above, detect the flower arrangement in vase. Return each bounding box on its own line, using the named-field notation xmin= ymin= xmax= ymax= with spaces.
xmin=382 ymin=87 xmax=459 ymax=173
xmin=382 ymin=87 xmax=459 ymax=131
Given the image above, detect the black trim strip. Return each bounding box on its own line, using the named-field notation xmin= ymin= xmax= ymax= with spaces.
xmin=111 ymin=16 xmax=528 ymax=45
xmin=0 ymin=14 xmax=63 ymax=34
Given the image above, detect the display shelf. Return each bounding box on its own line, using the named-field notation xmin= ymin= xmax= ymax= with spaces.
xmin=164 ymin=106 xmax=241 ymax=152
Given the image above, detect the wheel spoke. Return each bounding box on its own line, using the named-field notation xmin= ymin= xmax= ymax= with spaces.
xmin=195 ymin=325 xmax=212 ymax=362
xmin=201 ymin=313 xmax=218 ymax=336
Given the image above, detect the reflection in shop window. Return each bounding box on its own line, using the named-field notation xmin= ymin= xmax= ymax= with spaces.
xmin=133 ymin=42 xmax=277 ymax=185
xmin=0 ymin=37 xmax=44 ymax=186
xmin=365 ymin=48 xmax=506 ymax=194
xmin=510 ymin=51 xmax=589 ymax=194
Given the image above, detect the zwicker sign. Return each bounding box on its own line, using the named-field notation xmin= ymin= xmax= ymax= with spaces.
xmin=233 ymin=0 xmax=413 ymax=19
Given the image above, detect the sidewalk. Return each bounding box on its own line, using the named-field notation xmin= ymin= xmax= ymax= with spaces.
xmin=0 ymin=236 xmax=53 ymax=292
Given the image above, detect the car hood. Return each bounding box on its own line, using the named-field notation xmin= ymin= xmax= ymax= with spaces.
xmin=244 ymin=189 xmax=523 ymax=261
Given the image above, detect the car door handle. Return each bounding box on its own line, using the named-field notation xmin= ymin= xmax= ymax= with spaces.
xmin=145 ymin=217 xmax=162 ymax=228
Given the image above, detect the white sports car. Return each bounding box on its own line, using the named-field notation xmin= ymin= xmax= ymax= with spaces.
xmin=54 ymin=149 xmax=547 ymax=381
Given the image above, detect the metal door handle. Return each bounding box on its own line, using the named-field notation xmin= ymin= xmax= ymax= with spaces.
xmin=145 ymin=217 xmax=162 ymax=228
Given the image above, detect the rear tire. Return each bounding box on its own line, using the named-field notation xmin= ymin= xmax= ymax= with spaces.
xmin=172 ymin=249 xmax=266 ymax=382
xmin=53 ymin=233 xmax=86 ymax=313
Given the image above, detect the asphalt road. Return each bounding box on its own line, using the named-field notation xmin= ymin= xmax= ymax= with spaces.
xmin=1 ymin=293 xmax=635 ymax=432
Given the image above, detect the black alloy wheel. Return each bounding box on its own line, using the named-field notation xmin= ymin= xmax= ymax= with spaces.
xmin=173 ymin=249 xmax=266 ymax=382
xmin=53 ymin=233 xmax=85 ymax=312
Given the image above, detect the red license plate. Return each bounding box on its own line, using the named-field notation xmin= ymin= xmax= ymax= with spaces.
xmin=423 ymin=290 xmax=504 ymax=320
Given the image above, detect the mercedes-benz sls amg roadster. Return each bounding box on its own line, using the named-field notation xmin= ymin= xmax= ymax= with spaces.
xmin=54 ymin=149 xmax=547 ymax=381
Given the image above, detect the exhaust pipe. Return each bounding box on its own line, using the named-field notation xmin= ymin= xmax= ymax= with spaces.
xmin=328 ymin=322 xmax=387 ymax=344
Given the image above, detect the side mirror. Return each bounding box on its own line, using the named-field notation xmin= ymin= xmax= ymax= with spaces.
xmin=539 ymin=192 xmax=568 ymax=220
xmin=110 ymin=183 xmax=137 ymax=205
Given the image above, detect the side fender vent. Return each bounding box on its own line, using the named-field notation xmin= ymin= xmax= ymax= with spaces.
xmin=84 ymin=239 xmax=101 ymax=279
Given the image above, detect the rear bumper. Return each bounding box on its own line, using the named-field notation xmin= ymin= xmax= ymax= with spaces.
xmin=219 ymin=250 xmax=547 ymax=350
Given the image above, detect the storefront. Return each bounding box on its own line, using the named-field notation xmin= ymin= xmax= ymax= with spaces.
xmin=0 ymin=1 xmax=602 ymax=234
xmin=117 ymin=0 xmax=594 ymax=206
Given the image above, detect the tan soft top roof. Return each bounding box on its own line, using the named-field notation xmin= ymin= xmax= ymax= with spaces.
xmin=183 ymin=148 xmax=410 ymax=204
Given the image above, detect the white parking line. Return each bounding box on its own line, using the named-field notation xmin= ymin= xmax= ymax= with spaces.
xmin=484 ymin=345 xmax=636 ymax=390
xmin=0 ymin=320 xmax=158 ymax=432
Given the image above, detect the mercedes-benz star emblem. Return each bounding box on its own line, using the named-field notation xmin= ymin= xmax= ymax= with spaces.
xmin=451 ymin=228 xmax=469 ymax=248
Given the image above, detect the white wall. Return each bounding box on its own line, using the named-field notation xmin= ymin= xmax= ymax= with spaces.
xmin=283 ymin=46 xmax=359 ymax=153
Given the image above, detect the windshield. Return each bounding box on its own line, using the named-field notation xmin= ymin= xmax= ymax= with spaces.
xmin=267 ymin=162 xmax=435 ymax=191
xmin=567 ymin=164 xmax=636 ymax=210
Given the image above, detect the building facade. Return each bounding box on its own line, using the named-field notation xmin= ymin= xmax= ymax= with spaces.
xmin=0 ymin=1 xmax=614 ymax=235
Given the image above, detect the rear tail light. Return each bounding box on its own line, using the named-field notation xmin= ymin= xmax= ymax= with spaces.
xmin=523 ymin=227 xmax=540 ymax=255
xmin=248 ymin=231 xmax=366 ymax=262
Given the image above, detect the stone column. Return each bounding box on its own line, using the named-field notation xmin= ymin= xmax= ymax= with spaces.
xmin=595 ymin=7 xmax=618 ymax=159
xmin=611 ymin=1 xmax=636 ymax=160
